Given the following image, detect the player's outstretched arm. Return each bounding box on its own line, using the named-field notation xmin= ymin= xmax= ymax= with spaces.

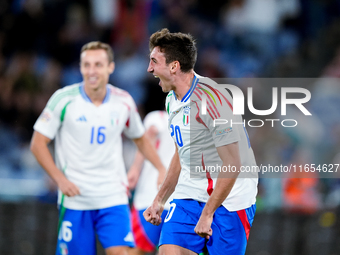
xmin=143 ymin=145 xmax=181 ymax=225
xmin=30 ymin=131 xmax=80 ymax=197
xmin=194 ymin=142 xmax=241 ymax=239
xmin=133 ymin=132 xmax=166 ymax=188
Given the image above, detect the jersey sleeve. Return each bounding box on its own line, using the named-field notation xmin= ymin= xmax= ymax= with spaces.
xmin=33 ymin=89 xmax=71 ymax=139
xmin=123 ymin=95 xmax=145 ymax=139
xmin=195 ymin=82 xmax=240 ymax=148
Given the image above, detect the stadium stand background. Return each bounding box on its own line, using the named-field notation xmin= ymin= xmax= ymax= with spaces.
xmin=1 ymin=0 xmax=340 ymax=254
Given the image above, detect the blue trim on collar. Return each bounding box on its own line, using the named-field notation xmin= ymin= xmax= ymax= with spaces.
xmin=181 ymin=75 xmax=199 ymax=102
xmin=173 ymin=91 xmax=177 ymax=100
xmin=102 ymin=86 xmax=110 ymax=103
xmin=79 ymin=83 xmax=92 ymax=102
xmin=79 ymin=83 xmax=110 ymax=104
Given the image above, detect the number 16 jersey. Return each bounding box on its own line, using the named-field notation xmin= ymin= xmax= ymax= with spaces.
xmin=34 ymin=83 xmax=145 ymax=210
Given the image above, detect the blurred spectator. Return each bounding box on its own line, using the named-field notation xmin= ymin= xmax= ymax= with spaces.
xmin=1 ymin=52 xmax=40 ymax=142
xmin=111 ymin=38 xmax=148 ymax=106
xmin=52 ymin=3 xmax=94 ymax=66
xmin=112 ymin=0 xmax=150 ymax=48
xmin=90 ymin=0 xmax=118 ymax=42
xmin=283 ymin=154 xmax=321 ymax=214
xmin=223 ymin=0 xmax=300 ymax=63
xmin=90 ymin=0 xmax=118 ymax=28
xmin=282 ymin=149 xmax=321 ymax=255
xmin=5 ymin=0 xmax=43 ymax=55
xmin=310 ymin=48 xmax=340 ymax=163
xmin=196 ymin=47 xmax=226 ymax=78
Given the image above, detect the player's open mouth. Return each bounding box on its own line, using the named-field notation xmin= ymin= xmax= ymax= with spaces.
xmin=153 ymin=75 xmax=161 ymax=86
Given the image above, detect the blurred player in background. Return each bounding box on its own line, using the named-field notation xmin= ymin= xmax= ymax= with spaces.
xmin=143 ymin=29 xmax=258 ymax=255
xmin=30 ymin=41 xmax=166 ymax=255
xmin=128 ymin=110 xmax=175 ymax=255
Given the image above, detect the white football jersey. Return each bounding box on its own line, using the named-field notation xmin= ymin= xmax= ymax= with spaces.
xmin=133 ymin=111 xmax=175 ymax=211
xmin=34 ymin=83 xmax=145 ymax=210
xmin=166 ymin=74 xmax=258 ymax=211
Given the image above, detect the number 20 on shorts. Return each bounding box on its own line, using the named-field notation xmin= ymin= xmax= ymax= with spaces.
xmin=164 ymin=203 xmax=176 ymax=223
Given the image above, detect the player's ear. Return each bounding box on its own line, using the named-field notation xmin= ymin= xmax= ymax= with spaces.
xmin=109 ymin=62 xmax=115 ymax=73
xmin=170 ymin=61 xmax=180 ymax=73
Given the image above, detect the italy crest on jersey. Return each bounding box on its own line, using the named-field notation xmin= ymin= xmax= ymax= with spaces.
xmin=183 ymin=106 xmax=190 ymax=126
xmin=110 ymin=111 xmax=119 ymax=126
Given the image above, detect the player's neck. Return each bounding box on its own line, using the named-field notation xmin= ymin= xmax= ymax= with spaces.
xmin=174 ymin=71 xmax=194 ymax=101
xmin=84 ymin=84 xmax=107 ymax=106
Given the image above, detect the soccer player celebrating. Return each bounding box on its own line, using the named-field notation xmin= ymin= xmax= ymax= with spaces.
xmin=30 ymin=41 xmax=166 ymax=255
xmin=144 ymin=29 xmax=258 ymax=255
xmin=128 ymin=110 xmax=175 ymax=255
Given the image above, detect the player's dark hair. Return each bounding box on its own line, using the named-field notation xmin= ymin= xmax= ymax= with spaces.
xmin=81 ymin=41 xmax=114 ymax=63
xmin=149 ymin=28 xmax=197 ymax=73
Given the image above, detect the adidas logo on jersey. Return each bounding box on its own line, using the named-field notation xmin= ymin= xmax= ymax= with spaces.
xmin=123 ymin=232 xmax=134 ymax=242
xmin=76 ymin=115 xmax=87 ymax=122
